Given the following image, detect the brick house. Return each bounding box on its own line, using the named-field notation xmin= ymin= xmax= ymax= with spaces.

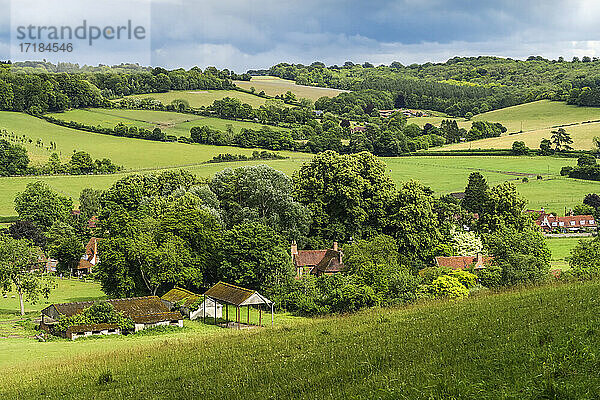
xmin=533 ymin=211 xmax=596 ymax=232
xmin=76 ymin=237 xmax=101 ymax=275
xmin=435 ymin=253 xmax=493 ymax=270
xmin=291 ymin=241 xmax=345 ymax=278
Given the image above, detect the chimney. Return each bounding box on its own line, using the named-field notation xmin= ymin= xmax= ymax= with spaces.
xmin=291 ymin=241 xmax=298 ymax=257
xmin=476 ymin=252 xmax=483 ymax=266
xmin=333 ymin=241 xmax=338 ymax=252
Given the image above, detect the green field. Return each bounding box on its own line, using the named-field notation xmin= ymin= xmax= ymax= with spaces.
xmin=444 ymin=100 xmax=600 ymax=150
xmin=1 ymin=111 xmax=599 ymax=216
xmin=233 ymin=76 xmax=348 ymax=101
xmin=546 ymin=236 xmax=591 ymax=270
xmin=120 ymin=89 xmax=271 ymax=108
xmin=3 ymin=281 xmax=600 ymax=398
xmin=47 ymin=108 xmax=288 ymax=138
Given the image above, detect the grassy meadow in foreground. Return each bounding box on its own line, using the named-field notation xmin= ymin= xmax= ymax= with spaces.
xmin=233 ymin=76 xmax=348 ymax=101
xmin=3 ymin=281 xmax=600 ymax=399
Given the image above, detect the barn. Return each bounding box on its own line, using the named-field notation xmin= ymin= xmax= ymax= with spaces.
xmin=40 ymin=296 xmax=183 ymax=339
xmin=161 ymin=287 xmax=223 ymax=320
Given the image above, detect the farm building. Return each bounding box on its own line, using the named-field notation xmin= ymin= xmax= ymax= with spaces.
xmin=76 ymin=237 xmax=101 ymax=276
xmin=204 ymin=282 xmax=274 ymax=328
xmin=435 ymin=253 xmax=493 ymax=270
xmin=40 ymin=296 xmax=183 ymax=339
xmin=161 ymin=287 xmax=222 ymax=320
xmin=291 ymin=241 xmax=345 ymax=278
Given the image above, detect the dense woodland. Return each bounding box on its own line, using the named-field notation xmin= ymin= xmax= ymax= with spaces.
xmin=262 ymin=56 xmax=600 ymax=115
xmin=0 ymin=63 xmax=237 ymax=114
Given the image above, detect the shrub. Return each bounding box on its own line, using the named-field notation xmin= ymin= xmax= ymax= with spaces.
xmin=428 ymin=275 xmax=469 ymax=299
xmin=387 ymin=270 xmax=422 ymax=304
xmin=522 ymin=177 xmax=529 ymax=183
xmin=448 ymin=269 xmax=477 ymax=289
xmin=474 ymin=265 xmax=503 ymax=288
xmin=419 ymin=266 xmax=452 ymax=285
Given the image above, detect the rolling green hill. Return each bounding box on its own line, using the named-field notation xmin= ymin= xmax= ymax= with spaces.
xmin=3 ymin=281 xmax=600 ymax=399
xmin=46 ymin=108 xmax=288 ymax=138
xmin=0 ymin=111 xmax=597 ymax=216
xmin=119 ymin=89 xmax=272 ymax=108
xmin=233 ymin=76 xmax=348 ymax=101
xmin=443 ymin=100 xmax=600 ymax=150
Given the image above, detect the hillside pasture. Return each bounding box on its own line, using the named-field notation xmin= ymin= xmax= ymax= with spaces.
xmin=47 ymin=108 xmax=288 ymax=138
xmin=234 ymin=76 xmax=348 ymax=101
xmin=120 ymin=89 xmax=270 ymax=108
xmin=444 ymin=122 xmax=600 ymax=151
xmin=3 ymin=281 xmax=600 ymax=399
xmin=546 ymin=236 xmax=591 ymax=270
xmin=442 ymin=100 xmax=600 ymax=150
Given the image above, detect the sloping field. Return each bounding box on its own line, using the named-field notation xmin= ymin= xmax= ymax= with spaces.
xmin=444 ymin=122 xmax=600 ymax=150
xmin=234 ymin=76 xmax=348 ymax=101
xmin=121 ymin=89 xmax=270 ymax=108
xmin=3 ymin=281 xmax=600 ymax=399
xmin=47 ymin=108 xmax=287 ymax=137
xmin=444 ymin=100 xmax=600 ymax=150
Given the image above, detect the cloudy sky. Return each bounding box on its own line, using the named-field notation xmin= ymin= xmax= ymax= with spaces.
xmin=3 ymin=0 xmax=600 ymax=72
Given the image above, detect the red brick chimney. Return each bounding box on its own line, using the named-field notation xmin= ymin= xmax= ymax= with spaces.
xmin=333 ymin=241 xmax=338 ymax=252
xmin=476 ymin=252 xmax=483 ymax=267
xmin=291 ymin=241 xmax=298 ymax=258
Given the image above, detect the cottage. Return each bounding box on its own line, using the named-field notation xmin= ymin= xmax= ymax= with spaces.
xmin=533 ymin=211 xmax=596 ymax=232
xmin=76 ymin=237 xmax=101 ymax=275
xmin=161 ymin=287 xmax=222 ymax=320
xmin=40 ymin=296 xmax=183 ymax=339
xmin=435 ymin=253 xmax=493 ymax=270
xmin=351 ymin=126 xmax=367 ymax=134
xmin=291 ymin=241 xmax=345 ymax=278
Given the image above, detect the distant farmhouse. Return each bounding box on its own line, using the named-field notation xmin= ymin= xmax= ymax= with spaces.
xmin=379 ymin=109 xmax=429 ymax=118
xmin=161 ymin=287 xmax=222 ymax=320
xmin=76 ymin=237 xmax=101 ymax=276
xmin=435 ymin=253 xmax=493 ymax=270
xmin=291 ymin=241 xmax=345 ymax=278
xmin=40 ymin=296 xmax=183 ymax=340
xmin=530 ymin=209 xmax=597 ymax=233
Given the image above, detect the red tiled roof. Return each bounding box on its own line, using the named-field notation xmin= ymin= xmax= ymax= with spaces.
xmin=77 ymin=259 xmax=93 ymax=270
xmin=312 ymin=249 xmax=345 ymax=274
xmin=435 ymin=255 xmax=493 ymax=270
xmin=535 ymin=214 xmax=596 ymax=229
xmin=294 ymin=250 xmax=328 ymax=267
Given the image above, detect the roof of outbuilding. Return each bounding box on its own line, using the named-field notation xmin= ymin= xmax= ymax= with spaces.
xmin=43 ymin=296 xmax=182 ymax=324
xmin=203 ymin=282 xmax=272 ymax=306
xmin=161 ymin=287 xmax=200 ymax=307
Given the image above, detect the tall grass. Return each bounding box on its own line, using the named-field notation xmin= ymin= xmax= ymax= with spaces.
xmin=3 ymin=281 xmax=600 ymax=399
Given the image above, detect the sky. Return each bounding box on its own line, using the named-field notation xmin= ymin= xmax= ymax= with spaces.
xmin=3 ymin=0 xmax=600 ymax=72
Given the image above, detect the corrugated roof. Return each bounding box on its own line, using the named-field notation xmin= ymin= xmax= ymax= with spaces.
xmin=203 ymin=282 xmax=271 ymax=306
xmin=44 ymin=296 xmax=182 ymax=324
xmin=161 ymin=287 xmax=200 ymax=307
